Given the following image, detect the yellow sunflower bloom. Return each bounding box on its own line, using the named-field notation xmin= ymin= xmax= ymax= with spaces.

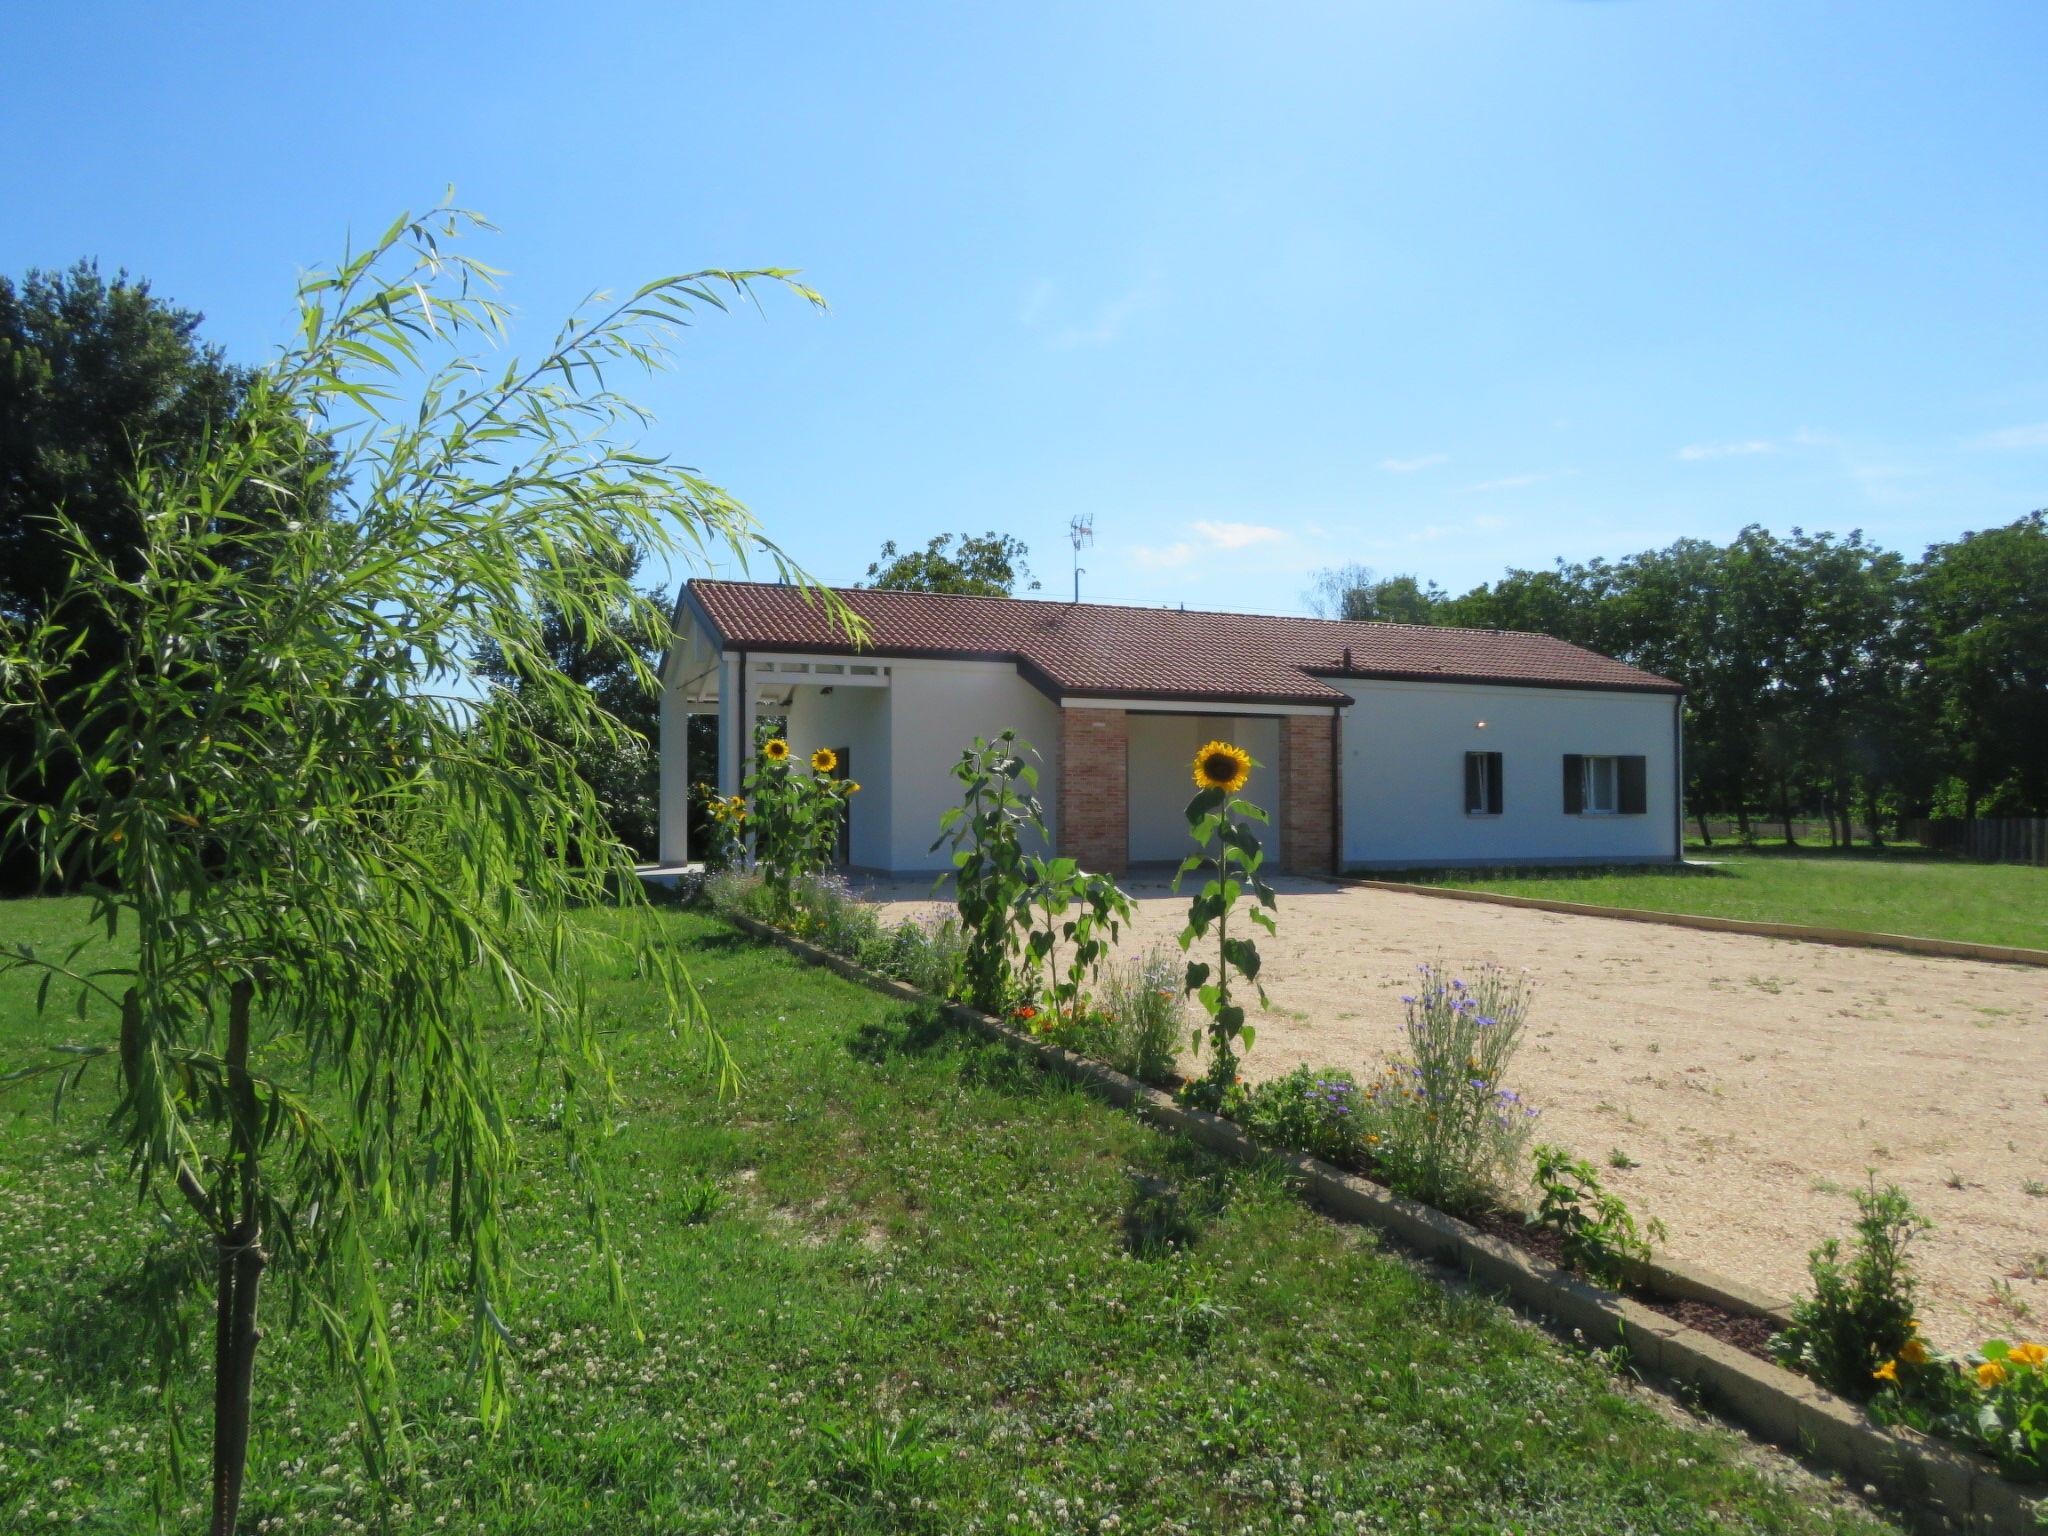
xmin=844 ymin=781 xmax=863 ymax=795
xmin=1872 ymin=1359 xmax=1899 ymax=1384
xmin=762 ymin=738 xmax=790 ymax=762
xmin=2008 ymin=1342 xmax=2047 ymax=1368
xmin=1899 ymin=1339 xmax=1930 ymax=1366
xmin=1977 ymin=1360 xmax=2008 ymax=1388
xmin=1192 ymin=740 xmax=1253 ymax=794
xmin=809 ymin=746 xmax=838 ymax=774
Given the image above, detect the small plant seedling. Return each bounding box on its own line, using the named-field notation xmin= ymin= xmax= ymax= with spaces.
xmin=1607 ymin=1148 xmax=1638 ymax=1170
xmin=677 ymin=1178 xmax=727 ymax=1225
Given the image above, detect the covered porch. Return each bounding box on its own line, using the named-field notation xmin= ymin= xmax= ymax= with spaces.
xmin=655 ymin=598 xmax=890 ymax=868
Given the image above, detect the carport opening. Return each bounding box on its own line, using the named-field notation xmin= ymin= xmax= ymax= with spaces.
xmin=1124 ymin=712 xmax=1281 ymax=868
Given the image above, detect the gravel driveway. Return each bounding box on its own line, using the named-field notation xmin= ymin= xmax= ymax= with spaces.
xmin=866 ymin=874 xmax=2048 ymax=1352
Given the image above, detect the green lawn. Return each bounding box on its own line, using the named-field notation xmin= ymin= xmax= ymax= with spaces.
xmin=1390 ymin=844 xmax=2048 ymax=950
xmin=0 ymin=897 xmax=1897 ymax=1535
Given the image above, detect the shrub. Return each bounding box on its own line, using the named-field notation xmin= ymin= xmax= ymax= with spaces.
xmin=1243 ymin=1067 xmax=1366 ymax=1167
xmin=702 ymin=868 xmax=769 ymax=921
xmin=1771 ymin=1178 xmax=1927 ymax=1401
xmin=1095 ymin=948 xmax=1185 ymax=1084
xmin=1361 ymin=962 xmax=1536 ymax=1213
xmin=1530 ymin=1144 xmax=1664 ymax=1286
xmin=877 ymin=915 xmax=968 ymax=1001
xmin=794 ymin=872 xmax=884 ymax=958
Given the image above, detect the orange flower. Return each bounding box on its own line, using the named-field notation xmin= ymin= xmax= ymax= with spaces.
xmin=1872 ymin=1359 xmax=1899 ymax=1384
xmin=2006 ymin=1342 xmax=2047 ymax=1368
xmin=1899 ymin=1339 xmax=1930 ymax=1366
xmin=1976 ymin=1360 xmax=2008 ymax=1388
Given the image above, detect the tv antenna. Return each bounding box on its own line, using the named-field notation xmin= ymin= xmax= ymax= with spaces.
xmin=1069 ymin=513 xmax=1093 ymax=603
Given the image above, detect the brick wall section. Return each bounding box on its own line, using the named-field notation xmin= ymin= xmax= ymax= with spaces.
xmin=1058 ymin=707 xmax=1129 ymax=873
xmin=1277 ymin=712 xmax=1337 ymax=875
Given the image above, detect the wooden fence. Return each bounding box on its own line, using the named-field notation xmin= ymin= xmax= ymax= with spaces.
xmin=1902 ymin=817 xmax=2048 ymax=866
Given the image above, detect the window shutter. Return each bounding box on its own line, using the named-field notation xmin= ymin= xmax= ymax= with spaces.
xmin=1486 ymin=752 xmax=1504 ymax=815
xmin=1562 ymin=754 xmax=1584 ymax=815
xmin=1619 ymin=755 xmax=1648 ymax=815
xmin=1464 ymin=752 xmax=1482 ymax=813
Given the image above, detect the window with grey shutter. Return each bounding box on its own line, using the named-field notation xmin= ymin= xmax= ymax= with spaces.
xmin=1618 ymin=754 xmax=1647 ymax=815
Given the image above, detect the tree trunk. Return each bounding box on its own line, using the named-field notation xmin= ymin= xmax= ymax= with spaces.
xmin=1694 ymin=809 xmax=1712 ymax=847
xmin=210 ymin=980 xmax=267 ymax=1536
xmin=1865 ymin=784 xmax=1886 ymax=848
xmin=1779 ymin=782 xmax=1796 ymax=847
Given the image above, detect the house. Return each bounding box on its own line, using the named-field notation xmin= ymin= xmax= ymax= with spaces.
xmin=658 ymin=579 xmax=1685 ymax=875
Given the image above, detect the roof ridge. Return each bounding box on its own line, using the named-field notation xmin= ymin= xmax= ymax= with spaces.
xmin=689 ymin=576 xmax=1561 ymax=643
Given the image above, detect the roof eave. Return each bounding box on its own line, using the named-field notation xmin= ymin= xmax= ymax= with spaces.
xmin=1303 ymin=667 xmax=1684 ymax=696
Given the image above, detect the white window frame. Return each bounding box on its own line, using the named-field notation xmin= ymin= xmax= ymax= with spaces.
xmin=1581 ymin=755 xmax=1620 ymax=815
xmin=1465 ymin=751 xmax=1500 ymax=818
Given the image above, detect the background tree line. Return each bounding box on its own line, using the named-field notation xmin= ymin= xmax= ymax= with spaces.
xmin=9 ymin=259 xmax=2040 ymax=860
xmin=1308 ymin=517 xmax=2048 ymax=842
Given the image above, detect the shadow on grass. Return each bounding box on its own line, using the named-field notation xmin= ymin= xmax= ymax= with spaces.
xmin=36 ymin=1239 xmax=208 ymax=1388
xmin=846 ymin=1002 xmax=969 ymax=1065
xmin=682 ymin=927 xmax=759 ymax=955
xmin=1684 ymin=839 xmax=1951 ymax=864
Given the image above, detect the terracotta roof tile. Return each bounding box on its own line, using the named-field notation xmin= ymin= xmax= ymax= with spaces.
xmin=685 ymin=580 xmax=1681 ymax=704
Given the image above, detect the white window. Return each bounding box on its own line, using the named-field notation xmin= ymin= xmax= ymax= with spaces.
xmin=1582 ymin=755 xmax=1618 ymax=814
xmin=1464 ymin=751 xmax=1503 ymax=816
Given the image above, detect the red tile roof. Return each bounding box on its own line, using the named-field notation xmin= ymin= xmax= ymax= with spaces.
xmin=685 ymin=580 xmax=1682 ymax=705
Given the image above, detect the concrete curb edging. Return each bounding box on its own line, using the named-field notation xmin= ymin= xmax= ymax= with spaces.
xmin=724 ymin=911 xmax=2043 ymax=1533
xmin=1335 ymin=878 xmax=2048 ymax=969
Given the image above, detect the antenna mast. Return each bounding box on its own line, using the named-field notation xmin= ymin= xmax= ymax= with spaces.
xmin=1069 ymin=513 xmax=1094 ymax=603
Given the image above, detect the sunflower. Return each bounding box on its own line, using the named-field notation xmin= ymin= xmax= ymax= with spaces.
xmin=844 ymin=780 xmax=863 ymax=795
xmin=762 ymin=738 xmax=790 ymax=762
xmin=1191 ymin=739 xmax=1253 ymax=794
xmin=809 ymin=746 xmax=838 ymax=774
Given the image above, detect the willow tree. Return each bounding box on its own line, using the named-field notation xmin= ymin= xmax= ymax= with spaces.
xmin=0 ymin=203 xmax=843 ymax=1534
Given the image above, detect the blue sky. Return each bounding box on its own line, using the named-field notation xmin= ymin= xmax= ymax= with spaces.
xmin=5 ymin=1 xmax=2046 ymax=615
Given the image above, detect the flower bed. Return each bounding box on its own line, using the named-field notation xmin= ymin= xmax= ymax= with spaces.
xmin=698 ymin=728 xmax=2043 ymax=1527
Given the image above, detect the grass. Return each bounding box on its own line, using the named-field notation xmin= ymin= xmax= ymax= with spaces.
xmin=1388 ymin=843 xmax=2048 ymax=950
xmin=0 ymin=896 xmax=1901 ymax=1534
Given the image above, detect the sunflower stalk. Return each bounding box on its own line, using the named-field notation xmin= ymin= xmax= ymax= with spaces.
xmin=745 ymin=739 xmax=854 ymax=922
xmin=1174 ymin=740 xmax=1278 ymax=1109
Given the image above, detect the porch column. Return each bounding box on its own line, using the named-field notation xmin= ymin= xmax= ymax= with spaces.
xmin=1277 ymin=710 xmax=1339 ymax=876
xmin=1058 ymin=706 xmax=1128 ymax=874
xmin=656 ymin=660 xmax=691 ymax=866
xmin=716 ymin=651 xmax=747 ymax=799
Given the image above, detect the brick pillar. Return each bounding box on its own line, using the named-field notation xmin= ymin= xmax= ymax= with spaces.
xmin=1277 ymin=712 xmax=1338 ymax=875
xmin=1057 ymin=707 xmax=1128 ymax=873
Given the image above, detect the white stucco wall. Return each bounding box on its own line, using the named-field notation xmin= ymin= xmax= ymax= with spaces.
xmin=1338 ymin=679 xmax=1681 ymax=869
xmin=785 ymin=658 xmax=1061 ymax=872
xmin=1126 ymin=713 xmax=1280 ymax=864
xmin=783 ymin=683 xmax=893 ymax=870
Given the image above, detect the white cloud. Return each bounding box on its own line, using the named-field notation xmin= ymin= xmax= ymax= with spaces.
xmin=1131 ymin=541 xmax=1196 ymax=570
xmin=1129 ymin=519 xmax=1288 ymax=570
xmin=1969 ymin=421 xmax=2048 ymax=450
xmin=1189 ymin=519 xmax=1285 ymax=550
xmin=1379 ymin=453 xmax=1448 ymax=474
xmin=1677 ymin=439 xmax=1775 ymax=461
